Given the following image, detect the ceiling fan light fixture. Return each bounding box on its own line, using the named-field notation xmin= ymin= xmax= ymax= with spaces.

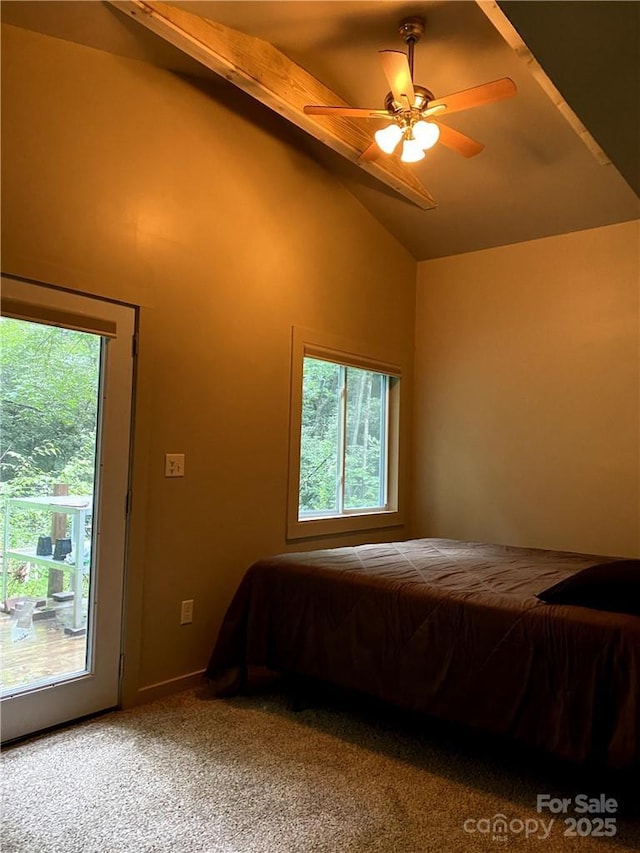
xmin=374 ymin=122 xmax=403 ymax=154
xmin=413 ymin=120 xmax=440 ymax=150
xmin=400 ymin=135 xmax=425 ymax=163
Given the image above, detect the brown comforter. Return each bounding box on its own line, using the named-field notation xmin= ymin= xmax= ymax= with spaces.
xmin=206 ymin=539 xmax=640 ymax=768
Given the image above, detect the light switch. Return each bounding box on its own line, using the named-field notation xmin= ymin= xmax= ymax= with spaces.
xmin=164 ymin=453 xmax=185 ymax=478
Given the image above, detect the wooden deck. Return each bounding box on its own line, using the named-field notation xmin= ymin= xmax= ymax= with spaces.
xmin=0 ymin=607 xmax=88 ymax=694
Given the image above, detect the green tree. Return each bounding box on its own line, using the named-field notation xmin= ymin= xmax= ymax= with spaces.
xmin=1 ymin=318 xmax=101 ymax=600
xmin=299 ymin=358 xmax=340 ymax=513
xmin=1 ymin=319 xmax=100 ymax=482
xmin=299 ymin=358 xmax=387 ymax=515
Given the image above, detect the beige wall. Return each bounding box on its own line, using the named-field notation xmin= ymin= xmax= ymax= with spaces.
xmin=1 ymin=25 xmax=416 ymax=701
xmin=413 ymin=220 xmax=640 ymax=557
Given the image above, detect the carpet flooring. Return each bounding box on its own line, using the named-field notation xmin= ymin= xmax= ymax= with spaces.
xmin=2 ymin=681 xmax=639 ymax=852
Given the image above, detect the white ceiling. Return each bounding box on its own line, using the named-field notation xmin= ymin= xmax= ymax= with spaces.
xmin=2 ymin=0 xmax=638 ymax=260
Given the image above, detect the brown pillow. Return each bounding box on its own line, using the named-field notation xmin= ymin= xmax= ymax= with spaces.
xmin=536 ymin=560 xmax=640 ymax=616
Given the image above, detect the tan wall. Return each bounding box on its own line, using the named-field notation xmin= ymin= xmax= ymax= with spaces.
xmin=413 ymin=220 xmax=640 ymax=557
xmin=1 ymin=25 xmax=416 ymax=701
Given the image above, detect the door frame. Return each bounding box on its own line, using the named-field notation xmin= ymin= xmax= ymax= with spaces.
xmin=1 ymin=275 xmax=136 ymax=741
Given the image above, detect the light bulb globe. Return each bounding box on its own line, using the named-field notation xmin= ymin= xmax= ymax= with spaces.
xmin=374 ymin=123 xmax=403 ymax=154
xmin=400 ymin=137 xmax=425 ymax=163
xmin=413 ymin=120 xmax=440 ymax=150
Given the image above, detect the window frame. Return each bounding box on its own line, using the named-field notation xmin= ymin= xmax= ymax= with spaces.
xmin=287 ymin=327 xmax=403 ymax=540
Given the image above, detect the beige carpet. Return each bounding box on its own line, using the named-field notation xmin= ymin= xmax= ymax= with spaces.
xmin=2 ymin=681 xmax=638 ymax=852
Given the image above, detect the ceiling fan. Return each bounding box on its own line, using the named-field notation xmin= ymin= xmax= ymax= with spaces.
xmin=304 ymin=17 xmax=517 ymax=164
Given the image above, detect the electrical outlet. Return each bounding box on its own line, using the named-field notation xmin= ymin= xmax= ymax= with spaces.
xmin=165 ymin=453 xmax=185 ymax=478
xmin=180 ymin=599 xmax=194 ymax=625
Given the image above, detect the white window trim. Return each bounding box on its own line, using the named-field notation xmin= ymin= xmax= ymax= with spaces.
xmin=287 ymin=326 xmax=404 ymax=540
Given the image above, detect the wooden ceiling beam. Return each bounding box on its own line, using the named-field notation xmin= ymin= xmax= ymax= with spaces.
xmin=107 ymin=0 xmax=437 ymax=210
xmin=476 ymin=1 xmax=610 ymax=166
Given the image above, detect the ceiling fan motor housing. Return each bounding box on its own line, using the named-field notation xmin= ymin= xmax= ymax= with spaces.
xmin=385 ymin=85 xmax=435 ymax=116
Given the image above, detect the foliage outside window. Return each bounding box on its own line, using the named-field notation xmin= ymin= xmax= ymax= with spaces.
xmin=288 ymin=329 xmax=402 ymax=539
xmin=299 ymin=358 xmax=388 ymax=517
xmin=0 ymin=318 xmax=100 ymax=601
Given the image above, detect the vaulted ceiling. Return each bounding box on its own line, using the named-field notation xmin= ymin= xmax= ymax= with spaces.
xmin=2 ymin=1 xmax=638 ymax=260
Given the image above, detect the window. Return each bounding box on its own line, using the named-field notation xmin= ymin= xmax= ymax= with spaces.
xmin=299 ymin=358 xmax=388 ymax=517
xmin=288 ymin=328 xmax=402 ymax=539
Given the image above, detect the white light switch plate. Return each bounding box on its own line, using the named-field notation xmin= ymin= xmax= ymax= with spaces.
xmin=164 ymin=453 xmax=185 ymax=477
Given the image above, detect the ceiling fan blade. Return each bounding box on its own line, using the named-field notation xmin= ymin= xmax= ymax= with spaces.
xmin=436 ymin=123 xmax=485 ymax=158
xmin=379 ymin=50 xmax=415 ymax=106
xmin=427 ymin=78 xmax=516 ymax=116
xmin=358 ymin=141 xmax=381 ymax=162
xmin=304 ymin=105 xmax=391 ymax=119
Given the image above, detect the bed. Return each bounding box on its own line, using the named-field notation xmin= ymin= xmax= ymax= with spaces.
xmin=206 ymin=538 xmax=640 ymax=769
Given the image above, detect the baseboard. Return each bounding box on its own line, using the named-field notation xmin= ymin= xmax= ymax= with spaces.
xmin=128 ymin=669 xmax=207 ymax=706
